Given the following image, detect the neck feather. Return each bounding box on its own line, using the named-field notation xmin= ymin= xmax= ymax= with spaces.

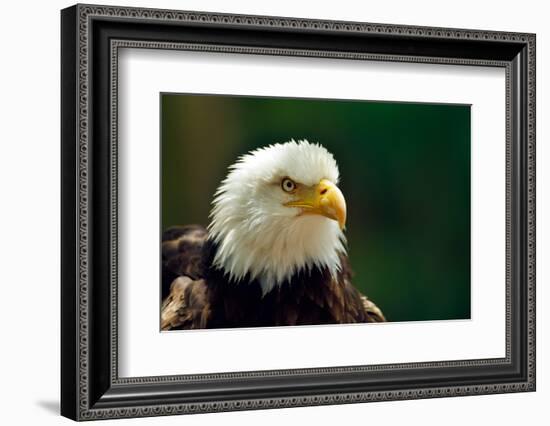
xmin=208 ymin=215 xmax=346 ymax=295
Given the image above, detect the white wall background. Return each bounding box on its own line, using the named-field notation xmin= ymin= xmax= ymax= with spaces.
xmin=0 ymin=0 xmax=546 ymax=424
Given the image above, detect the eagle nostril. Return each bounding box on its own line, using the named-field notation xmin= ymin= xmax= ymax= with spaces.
xmin=320 ymin=188 xmax=328 ymax=195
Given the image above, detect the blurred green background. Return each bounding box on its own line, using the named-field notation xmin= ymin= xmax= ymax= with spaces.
xmin=161 ymin=94 xmax=471 ymax=322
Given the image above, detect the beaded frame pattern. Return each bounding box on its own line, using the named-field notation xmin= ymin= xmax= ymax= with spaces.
xmin=73 ymin=4 xmax=535 ymax=420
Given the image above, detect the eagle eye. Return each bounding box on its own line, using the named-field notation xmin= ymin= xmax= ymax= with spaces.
xmin=281 ymin=177 xmax=296 ymax=193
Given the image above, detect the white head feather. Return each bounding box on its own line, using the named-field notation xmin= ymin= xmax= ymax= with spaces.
xmin=208 ymin=139 xmax=346 ymax=295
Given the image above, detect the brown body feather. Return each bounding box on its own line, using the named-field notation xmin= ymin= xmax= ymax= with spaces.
xmin=161 ymin=225 xmax=385 ymax=330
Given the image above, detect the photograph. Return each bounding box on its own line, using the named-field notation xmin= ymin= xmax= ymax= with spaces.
xmin=160 ymin=94 xmax=471 ymax=330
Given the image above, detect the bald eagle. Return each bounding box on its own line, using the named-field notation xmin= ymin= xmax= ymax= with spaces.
xmin=161 ymin=140 xmax=385 ymax=330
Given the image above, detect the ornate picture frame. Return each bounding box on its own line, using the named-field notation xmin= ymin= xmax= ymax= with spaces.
xmin=61 ymin=3 xmax=535 ymax=420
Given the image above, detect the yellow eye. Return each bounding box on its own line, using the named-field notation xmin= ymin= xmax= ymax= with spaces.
xmin=281 ymin=177 xmax=296 ymax=193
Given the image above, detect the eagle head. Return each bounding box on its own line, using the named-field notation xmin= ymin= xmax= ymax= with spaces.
xmin=208 ymin=139 xmax=347 ymax=294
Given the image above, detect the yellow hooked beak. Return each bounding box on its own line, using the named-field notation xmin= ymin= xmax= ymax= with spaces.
xmin=284 ymin=179 xmax=347 ymax=230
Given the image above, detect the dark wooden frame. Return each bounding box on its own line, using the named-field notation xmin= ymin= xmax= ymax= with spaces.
xmin=61 ymin=3 xmax=536 ymax=421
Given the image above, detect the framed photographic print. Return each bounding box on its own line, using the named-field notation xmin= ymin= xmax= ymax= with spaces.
xmin=61 ymin=3 xmax=536 ymax=421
